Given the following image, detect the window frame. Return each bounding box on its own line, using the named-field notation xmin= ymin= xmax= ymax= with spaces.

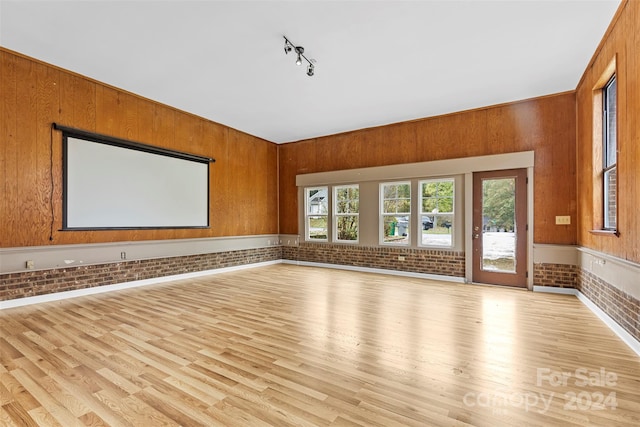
xmin=379 ymin=181 xmax=411 ymax=246
xmin=418 ymin=178 xmax=455 ymax=248
xmin=602 ymin=74 xmax=617 ymax=231
xmin=333 ymin=184 xmax=360 ymax=243
xmin=304 ymin=186 xmax=329 ymax=242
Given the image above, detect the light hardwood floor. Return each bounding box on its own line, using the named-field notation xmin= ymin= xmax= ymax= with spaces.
xmin=1 ymin=264 xmax=639 ymax=426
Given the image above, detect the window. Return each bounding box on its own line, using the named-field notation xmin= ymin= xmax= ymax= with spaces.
xmin=381 ymin=182 xmax=411 ymax=245
xmin=334 ymin=185 xmax=359 ymax=242
xmin=603 ymin=75 xmax=617 ymax=230
xmin=419 ymin=179 xmax=454 ymax=247
xmin=305 ymin=187 xmax=328 ymax=241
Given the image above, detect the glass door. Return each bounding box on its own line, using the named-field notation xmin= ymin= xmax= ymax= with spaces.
xmin=472 ymin=169 xmax=527 ymax=287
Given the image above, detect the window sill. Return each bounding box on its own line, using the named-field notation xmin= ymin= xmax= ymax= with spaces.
xmin=589 ymin=229 xmax=619 ymax=237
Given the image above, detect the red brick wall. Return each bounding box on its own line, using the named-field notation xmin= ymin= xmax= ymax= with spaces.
xmin=283 ymin=243 xmax=465 ymax=278
xmin=0 ymin=247 xmax=282 ymax=301
xmin=533 ymin=263 xmax=577 ymax=288
xmin=577 ymin=268 xmax=640 ymax=343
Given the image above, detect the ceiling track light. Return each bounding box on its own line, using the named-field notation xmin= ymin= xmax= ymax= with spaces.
xmin=283 ymin=36 xmax=316 ymax=76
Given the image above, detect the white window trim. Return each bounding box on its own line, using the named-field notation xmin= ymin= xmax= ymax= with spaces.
xmin=602 ymin=74 xmax=617 ymax=231
xmin=379 ymin=181 xmax=411 ymax=246
xmin=304 ymin=186 xmax=329 ymax=242
xmin=418 ymin=178 xmax=455 ymax=249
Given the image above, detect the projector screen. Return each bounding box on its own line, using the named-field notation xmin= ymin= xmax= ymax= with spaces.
xmin=61 ymin=127 xmax=211 ymax=230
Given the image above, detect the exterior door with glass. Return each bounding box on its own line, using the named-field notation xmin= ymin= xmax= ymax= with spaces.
xmin=472 ymin=169 xmax=527 ymax=287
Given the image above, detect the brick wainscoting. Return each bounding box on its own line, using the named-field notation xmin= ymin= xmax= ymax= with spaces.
xmin=283 ymin=243 xmax=465 ymax=278
xmin=577 ymin=268 xmax=640 ymax=343
xmin=533 ymin=263 xmax=577 ymax=288
xmin=0 ymin=247 xmax=282 ymax=302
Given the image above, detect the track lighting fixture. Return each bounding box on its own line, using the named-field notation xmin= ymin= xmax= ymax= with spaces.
xmin=283 ymin=36 xmax=316 ymax=76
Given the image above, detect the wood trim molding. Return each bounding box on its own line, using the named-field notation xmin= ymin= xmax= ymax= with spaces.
xmin=296 ymin=151 xmax=535 ymax=186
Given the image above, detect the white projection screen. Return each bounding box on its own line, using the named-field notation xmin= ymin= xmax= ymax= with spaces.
xmin=61 ymin=127 xmax=211 ymax=230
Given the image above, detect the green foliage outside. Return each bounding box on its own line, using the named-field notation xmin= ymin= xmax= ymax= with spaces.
xmin=336 ymin=186 xmax=359 ymax=240
xmin=422 ymin=181 xmax=454 ymax=238
xmin=337 ymin=216 xmax=358 ymax=240
xmin=421 ymin=180 xmax=453 ymax=214
xmin=383 ymin=184 xmax=410 ymax=213
xmin=308 ymin=217 xmax=327 ymax=239
xmin=482 ymin=178 xmax=515 ymax=231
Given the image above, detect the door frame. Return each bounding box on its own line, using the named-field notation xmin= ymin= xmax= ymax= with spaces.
xmin=471 ymin=169 xmax=528 ymax=287
xmin=465 ymin=166 xmax=534 ymax=290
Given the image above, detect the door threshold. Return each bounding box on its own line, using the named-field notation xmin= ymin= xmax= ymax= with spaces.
xmin=470 ymin=281 xmax=529 ymax=290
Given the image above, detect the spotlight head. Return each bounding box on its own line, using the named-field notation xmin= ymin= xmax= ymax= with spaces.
xmin=282 ymin=37 xmax=316 ymax=77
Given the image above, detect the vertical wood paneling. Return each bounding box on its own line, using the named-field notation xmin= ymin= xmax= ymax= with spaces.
xmin=59 ymin=72 xmax=96 ymax=131
xmin=0 ymin=52 xmax=13 ymax=247
xmin=0 ymin=53 xmax=4 ymax=247
xmin=205 ymin=121 xmax=228 ymax=237
xmin=362 ymin=122 xmax=417 ymax=166
xmin=0 ymin=48 xmax=278 ymax=247
xmin=53 ymin=72 xmax=98 ymax=245
xmin=322 ymin=132 xmax=362 ymax=171
xmin=253 ymin=138 xmax=268 ymax=234
xmin=576 ymin=0 xmax=639 ymax=263
xmin=96 ymin=86 xmax=139 ymax=142
xmin=16 ymin=55 xmax=39 ymax=247
xmin=417 ymin=109 xmax=488 ymax=160
xmin=2 ymin=53 xmax=18 ymax=247
xmin=266 ymin=143 xmax=279 ymax=234
xmin=532 ymin=95 xmax=577 ymax=245
xmin=227 ymin=129 xmax=257 ymax=235
xmin=35 ymin=63 xmax=60 ymax=243
xmin=277 ymin=143 xmax=298 ymax=235
xmin=280 ymin=93 xmax=577 ymax=245
xmin=630 ymin=0 xmax=640 ymax=261
xmin=174 ymin=111 xmax=204 ymax=155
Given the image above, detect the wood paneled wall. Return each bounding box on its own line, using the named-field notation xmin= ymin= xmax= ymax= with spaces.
xmin=278 ymin=92 xmax=578 ymax=245
xmin=0 ymin=48 xmax=278 ymax=248
xmin=576 ymin=0 xmax=640 ymax=263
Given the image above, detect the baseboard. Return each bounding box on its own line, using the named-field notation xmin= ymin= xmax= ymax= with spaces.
xmin=0 ymin=260 xmax=282 ymax=310
xmin=534 ymin=286 xmax=640 ymax=357
xmin=532 ymin=286 xmax=578 ymax=295
xmin=282 ymin=259 xmax=467 ymax=283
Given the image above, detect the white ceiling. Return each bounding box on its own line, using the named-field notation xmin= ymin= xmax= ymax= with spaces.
xmin=0 ymin=0 xmax=620 ymax=144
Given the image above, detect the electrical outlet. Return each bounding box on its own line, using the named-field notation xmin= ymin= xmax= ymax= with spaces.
xmin=398 ymin=256 xmax=406 ymax=261
xmin=120 ymin=251 xmax=127 ymax=260
xmin=555 ymin=216 xmax=571 ymax=225
xmin=26 ymin=260 xmax=35 ymax=269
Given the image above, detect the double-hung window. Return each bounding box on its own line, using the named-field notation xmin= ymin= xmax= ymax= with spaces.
xmin=305 ymin=187 xmax=328 ymax=241
xmin=334 ymin=185 xmax=359 ymax=242
xmin=381 ymin=182 xmax=411 ymax=245
xmin=419 ymin=179 xmax=454 ymax=247
xmin=603 ymin=75 xmax=617 ymax=230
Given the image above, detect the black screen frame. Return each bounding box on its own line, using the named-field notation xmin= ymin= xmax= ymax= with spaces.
xmin=56 ymin=123 xmax=214 ymax=231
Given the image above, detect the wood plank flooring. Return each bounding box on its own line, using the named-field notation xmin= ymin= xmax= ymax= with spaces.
xmin=1 ymin=264 xmax=639 ymax=426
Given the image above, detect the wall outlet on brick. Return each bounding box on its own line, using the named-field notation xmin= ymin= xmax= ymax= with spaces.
xmin=397 ymin=256 xmax=405 ymax=261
